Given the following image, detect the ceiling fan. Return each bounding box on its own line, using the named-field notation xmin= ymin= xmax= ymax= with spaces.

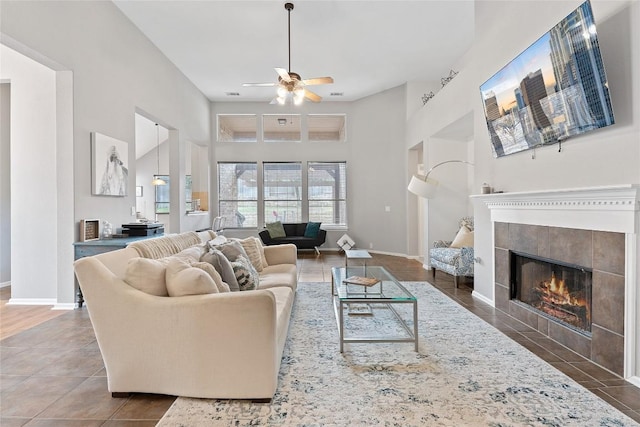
xmin=242 ymin=2 xmax=334 ymax=105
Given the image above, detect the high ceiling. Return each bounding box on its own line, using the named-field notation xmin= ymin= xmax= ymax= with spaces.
xmin=113 ymin=1 xmax=475 ymax=103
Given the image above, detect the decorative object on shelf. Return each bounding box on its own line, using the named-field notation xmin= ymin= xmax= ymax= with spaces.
xmin=440 ymin=69 xmax=459 ymax=87
xmin=242 ymin=2 xmax=334 ymax=105
xmin=91 ymin=132 xmax=129 ymax=196
xmin=481 ymin=183 xmax=492 ymax=194
xmin=79 ymin=219 xmax=100 ymax=242
xmin=152 ymin=124 xmax=166 ymax=186
xmin=102 ymin=221 xmax=113 ymax=239
xmin=421 ymin=91 xmax=435 ymax=106
xmin=408 ymin=160 xmax=474 ymax=199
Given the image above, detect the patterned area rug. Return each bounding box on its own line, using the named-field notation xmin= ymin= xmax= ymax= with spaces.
xmin=158 ymin=282 xmax=638 ymax=426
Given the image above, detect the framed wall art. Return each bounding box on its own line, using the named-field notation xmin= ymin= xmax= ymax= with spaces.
xmin=91 ymin=132 xmax=129 ymax=196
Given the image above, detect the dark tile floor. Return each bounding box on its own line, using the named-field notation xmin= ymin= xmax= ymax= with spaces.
xmin=1 ymin=251 xmax=639 ymax=425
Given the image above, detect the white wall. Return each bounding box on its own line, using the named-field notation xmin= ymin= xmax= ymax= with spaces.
xmin=1 ymin=1 xmax=211 ymax=305
xmin=0 ymin=45 xmax=59 ymax=302
xmin=0 ymin=83 xmax=10 ymax=286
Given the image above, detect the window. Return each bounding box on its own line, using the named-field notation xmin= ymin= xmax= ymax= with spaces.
xmin=217 ymin=162 xmax=257 ymax=228
xmin=217 ymin=114 xmax=257 ymax=142
xmin=308 ymin=114 xmax=346 ymax=142
xmin=154 ymin=175 xmax=193 ymax=214
xmin=263 ymin=114 xmax=301 ymax=142
xmin=263 ymin=162 xmax=302 ymax=223
xmin=308 ymin=162 xmax=347 ymax=226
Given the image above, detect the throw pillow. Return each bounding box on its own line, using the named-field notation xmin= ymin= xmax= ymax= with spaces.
xmin=200 ymin=249 xmax=240 ymax=292
xmin=304 ymin=221 xmax=321 ymax=238
xmin=230 ymin=255 xmax=260 ymax=291
xmin=233 ymin=237 xmax=264 ymax=272
xmin=124 ymin=258 xmax=168 ymax=296
xmin=215 ymin=240 xmax=249 ymax=262
xmin=174 ymin=245 xmax=205 ymax=263
xmin=165 ymin=258 xmax=218 ymax=297
xmin=254 ymin=236 xmax=268 ymax=268
xmin=450 ymin=226 xmax=474 ymax=248
xmin=191 ymin=261 xmax=230 ymax=293
xmin=266 ymin=221 xmax=286 ymax=238
xmin=207 ymin=235 xmax=228 ymax=248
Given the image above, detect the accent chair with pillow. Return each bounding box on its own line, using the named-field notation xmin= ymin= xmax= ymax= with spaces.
xmin=429 ymin=216 xmax=475 ymax=288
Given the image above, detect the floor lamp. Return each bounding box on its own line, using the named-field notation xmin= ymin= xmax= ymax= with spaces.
xmin=407 ymin=160 xmax=474 ymax=198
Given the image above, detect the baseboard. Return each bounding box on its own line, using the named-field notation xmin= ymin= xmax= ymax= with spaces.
xmin=626 ymin=375 xmax=640 ymax=388
xmin=53 ymin=303 xmax=76 ymax=310
xmin=0 ymin=281 xmax=10 ymax=288
xmin=6 ymin=298 xmax=57 ymax=306
xmin=472 ymin=290 xmax=495 ymax=307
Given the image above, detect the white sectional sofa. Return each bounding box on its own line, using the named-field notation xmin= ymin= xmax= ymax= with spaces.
xmin=73 ymin=230 xmax=297 ymax=401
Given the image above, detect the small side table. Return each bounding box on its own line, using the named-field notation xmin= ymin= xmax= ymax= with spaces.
xmin=345 ymin=249 xmax=372 ymax=268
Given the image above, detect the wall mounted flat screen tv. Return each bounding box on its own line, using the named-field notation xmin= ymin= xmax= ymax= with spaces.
xmin=480 ymin=0 xmax=614 ymax=158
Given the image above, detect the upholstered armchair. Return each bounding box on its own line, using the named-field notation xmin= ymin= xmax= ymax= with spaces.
xmin=429 ymin=216 xmax=474 ymax=287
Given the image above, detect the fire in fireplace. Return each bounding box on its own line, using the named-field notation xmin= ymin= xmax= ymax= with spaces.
xmin=510 ymin=251 xmax=592 ymax=334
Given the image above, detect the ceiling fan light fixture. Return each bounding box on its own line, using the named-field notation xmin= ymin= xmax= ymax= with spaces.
xmin=242 ymin=2 xmax=333 ymax=104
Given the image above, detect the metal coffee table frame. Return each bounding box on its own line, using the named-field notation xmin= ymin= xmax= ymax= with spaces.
xmin=331 ymin=266 xmax=418 ymax=353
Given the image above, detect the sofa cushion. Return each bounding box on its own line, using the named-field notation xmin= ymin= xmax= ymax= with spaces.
xmin=450 ymin=226 xmax=474 ymax=248
xmin=259 ymin=264 xmax=298 ymax=291
xmin=230 ymin=255 xmax=259 ymax=291
xmin=165 ymin=258 xmax=218 ymax=297
xmin=124 ymin=257 xmax=169 ymax=296
xmin=304 ymin=222 xmax=321 ymax=238
xmin=255 ymin=237 xmax=269 ymax=268
xmin=174 ymin=245 xmax=205 ymax=263
xmin=295 ymin=223 xmax=307 ymax=236
xmin=191 ymin=261 xmax=231 ymax=293
xmin=201 ymin=249 xmax=240 ymax=292
xmin=266 ymin=221 xmax=286 ymax=238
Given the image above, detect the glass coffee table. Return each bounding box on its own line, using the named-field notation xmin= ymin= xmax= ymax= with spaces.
xmin=331 ymin=266 xmax=418 ymax=353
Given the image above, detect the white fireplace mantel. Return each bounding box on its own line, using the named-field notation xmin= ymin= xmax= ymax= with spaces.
xmin=471 ymin=184 xmax=640 ymax=386
xmin=477 ymin=184 xmax=640 ymax=234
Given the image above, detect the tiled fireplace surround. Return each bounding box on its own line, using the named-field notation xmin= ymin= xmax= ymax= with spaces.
xmin=480 ymin=185 xmax=640 ymax=385
xmin=494 ymin=222 xmax=625 ymax=375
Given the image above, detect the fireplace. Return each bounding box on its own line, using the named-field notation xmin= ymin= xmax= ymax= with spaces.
xmin=510 ymin=251 xmax=592 ymax=335
xmin=477 ymin=185 xmax=640 ymax=383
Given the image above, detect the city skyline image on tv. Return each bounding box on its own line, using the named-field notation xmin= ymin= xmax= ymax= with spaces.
xmin=480 ymin=0 xmax=614 ymax=158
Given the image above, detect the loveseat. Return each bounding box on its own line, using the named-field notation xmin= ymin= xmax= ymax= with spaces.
xmin=430 ymin=217 xmax=474 ymax=288
xmin=259 ymin=222 xmax=326 ymax=252
xmin=73 ymin=230 xmax=297 ymax=401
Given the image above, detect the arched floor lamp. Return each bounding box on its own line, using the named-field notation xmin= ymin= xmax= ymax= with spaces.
xmin=408 ymin=160 xmax=474 ymax=198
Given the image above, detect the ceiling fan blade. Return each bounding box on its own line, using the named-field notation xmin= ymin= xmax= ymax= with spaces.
xmin=242 ymin=82 xmax=277 ymax=87
xmin=275 ymin=67 xmax=292 ymax=82
xmin=302 ymin=77 xmax=334 ymax=86
xmin=304 ymin=89 xmax=322 ymax=103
